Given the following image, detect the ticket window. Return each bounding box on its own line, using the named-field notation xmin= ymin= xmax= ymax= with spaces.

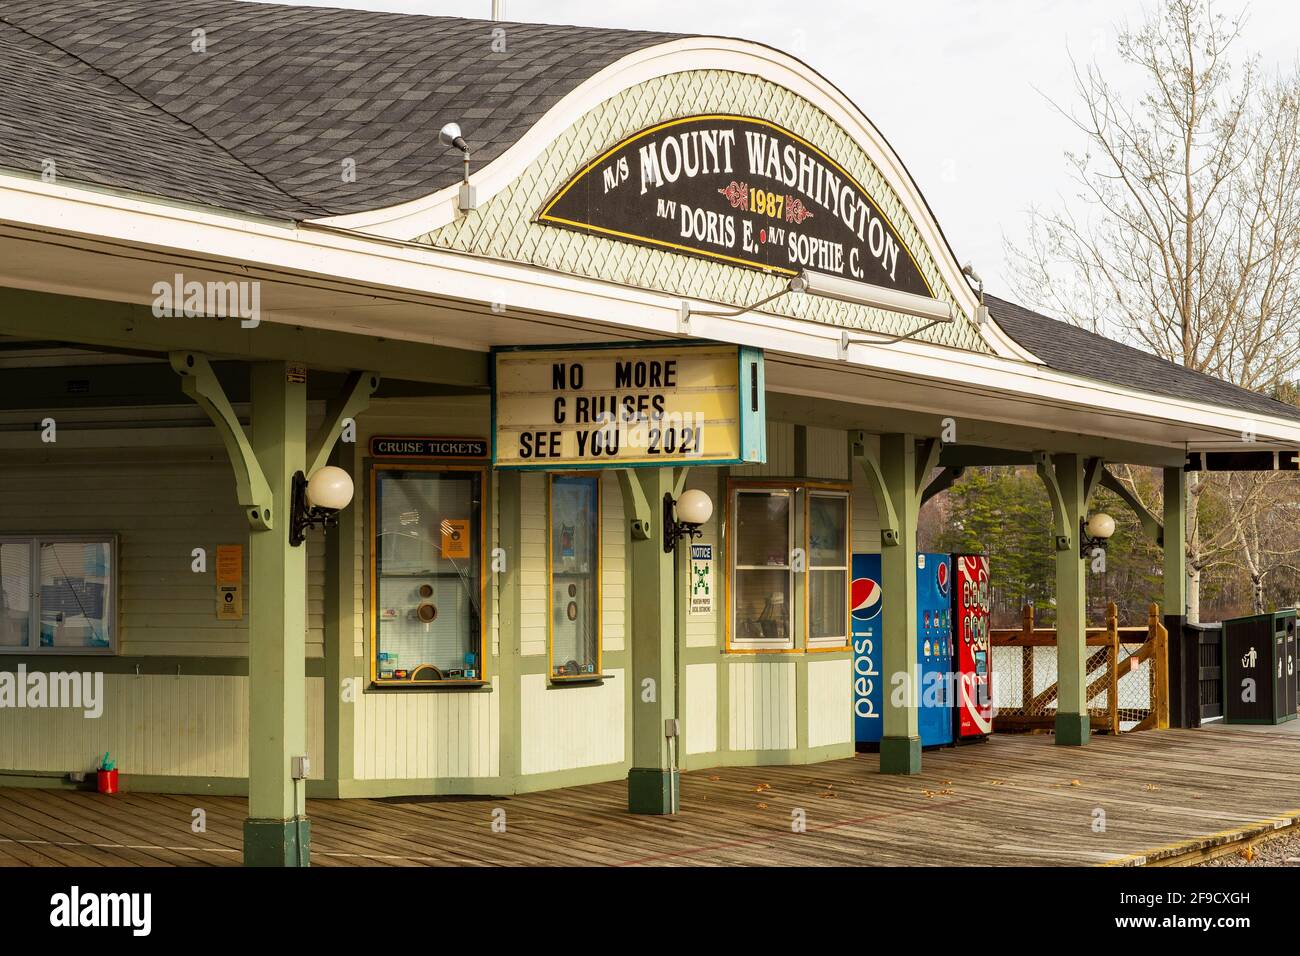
xmin=0 ymin=536 xmax=116 ymax=652
xmin=549 ymin=473 xmax=601 ymax=680
xmin=370 ymin=465 xmax=484 ymax=685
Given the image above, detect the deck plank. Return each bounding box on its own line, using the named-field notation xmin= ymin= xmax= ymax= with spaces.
xmin=0 ymin=724 xmax=1294 ymax=866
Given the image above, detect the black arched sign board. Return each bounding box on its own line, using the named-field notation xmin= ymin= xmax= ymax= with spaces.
xmin=537 ymin=114 xmax=932 ymax=297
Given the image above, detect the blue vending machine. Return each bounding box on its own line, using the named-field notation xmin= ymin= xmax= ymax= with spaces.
xmin=916 ymin=552 xmax=954 ymax=747
xmin=852 ymin=552 xmax=954 ymax=748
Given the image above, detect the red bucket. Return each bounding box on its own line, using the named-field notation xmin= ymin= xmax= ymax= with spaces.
xmin=96 ymin=768 xmax=118 ymax=794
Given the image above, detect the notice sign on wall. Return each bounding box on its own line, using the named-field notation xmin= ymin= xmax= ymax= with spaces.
xmin=689 ymin=544 xmax=714 ymax=617
xmin=536 ymin=115 xmax=932 ymax=296
xmin=215 ymin=544 xmax=243 ymax=621
xmin=492 ymin=343 xmax=766 ymax=469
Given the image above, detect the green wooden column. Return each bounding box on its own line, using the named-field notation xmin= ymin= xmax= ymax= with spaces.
xmin=496 ymin=470 xmax=524 ymax=783
xmin=1163 ymin=467 xmax=1188 ymax=623
xmin=622 ymin=468 xmax=679 ymax=813
xmin=1050 ymin=453 xmax=1089 ymax=746
xmin=244 ymin=362 xmax=310 ymax=865
xmin=322 ymin=441 xmax=355 ymax=795
xmin=878 ymin=434 xmax=921 ymax=774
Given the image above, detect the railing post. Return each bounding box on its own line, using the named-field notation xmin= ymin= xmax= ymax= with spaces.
xmin=1151 ymin=603 xmax=1170 ymax=729
xmin=1021 ymin=605 xmax=1034 ymax=712
xmin=1108 ymin=603 xmax=1120 ymax=734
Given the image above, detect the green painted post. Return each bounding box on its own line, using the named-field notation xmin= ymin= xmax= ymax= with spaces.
xmin=624 ymin=468 xmax=679 ymax=813
xmin=496 ymin=471 xmax=523 ymax=783
xmin=1163 ymin=467 xmax=1188 ymax=621
xmin=322 ymin=442 xmax=355 ymax=794
xmin=1053 ymin=453 xmax=1089 ymax=746
xmin=243 ymin=362 xmax=310 ymax=866
xmin=879 ymin=434 xmax=920 ymax=774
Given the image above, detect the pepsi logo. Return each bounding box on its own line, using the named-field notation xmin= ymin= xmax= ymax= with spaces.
xmin=851 ymin=577 xmax=882 ymax=621
xmin=936 ymin=560 xmax=949 ymax=598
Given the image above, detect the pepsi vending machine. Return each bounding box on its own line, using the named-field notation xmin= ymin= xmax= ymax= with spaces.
xmin=852 ymin=552 xmax=954 ymax=748
xmin=851 ymin=553 xmax=884 ymax=745
xmin=952 ymin=554 xmax=993 ymax=742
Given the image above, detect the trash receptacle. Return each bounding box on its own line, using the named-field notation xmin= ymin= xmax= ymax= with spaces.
xmin=1170 ymin=621 xmax=1222 ymax=728
xmin=1221 ymin=610 xmax=1297 ymax=724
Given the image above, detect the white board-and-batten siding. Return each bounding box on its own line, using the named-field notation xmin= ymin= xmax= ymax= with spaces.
xmin=0 ymin=675 xmax=325 ymax=779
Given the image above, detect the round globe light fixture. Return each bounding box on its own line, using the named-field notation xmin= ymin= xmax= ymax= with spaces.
xmin=1080 ymin=511 xmax=1116 ymax=558
xmin=290 ymin=466 xmax=356 ymax=547
xmin=306 ymin=466 xmax=354 ymax=511
xmin=1085 ymin=512 xmax=1116 ymax=540
xmin=675 ymin=488 xmax=714 ymax=526
xmin=662 ymin=489 xmax=714 ymax=553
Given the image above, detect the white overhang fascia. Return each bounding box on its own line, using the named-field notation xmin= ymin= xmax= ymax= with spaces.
xmin=303 ymin=36 xmax=1038 ymax=366
xmin=3 ymin=172 xmax=1299 ymax=449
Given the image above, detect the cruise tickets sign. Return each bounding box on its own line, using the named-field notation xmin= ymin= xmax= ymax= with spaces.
xmin=492 ymin=342 xmax=766 ymax=469
xmin=537 ymin=114 xmax=932 ymax=296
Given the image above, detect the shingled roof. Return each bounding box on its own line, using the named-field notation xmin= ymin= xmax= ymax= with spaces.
xmin=987 ymin=295 xmax=1300 ymax=424
xmin=0 ymin=0 xmax=676 ymax=218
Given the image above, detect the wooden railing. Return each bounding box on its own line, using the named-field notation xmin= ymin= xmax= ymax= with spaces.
xmin=990 ymin=603 xmax=1168 ymax=734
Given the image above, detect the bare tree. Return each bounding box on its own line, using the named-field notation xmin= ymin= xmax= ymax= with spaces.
xmin=1006 ymin=0 xmax=1300 ymax=621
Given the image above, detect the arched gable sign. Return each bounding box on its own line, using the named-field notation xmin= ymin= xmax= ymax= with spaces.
xmin=537 ymin=114 xmax=932 ymax=297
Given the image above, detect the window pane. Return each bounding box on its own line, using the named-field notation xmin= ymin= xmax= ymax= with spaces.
xmin=551 ymin=475 xmax=599 ymax=677
xmin=733 ymin=568 xmax=790 ymax=643
xmin=809 ymin=495 xmax=847 ymax=567
xmin=0 ymin=542 xmax=31 ymax=648
xmin=39 ymin=541 xmax=112 ymax=648
xmin=810 ymin=569 xmax=847 ymax=640
xmin=374 ymin=470 xmax=482 ymax=681
xmin=735 ymin=492 xmax=789 ymax=567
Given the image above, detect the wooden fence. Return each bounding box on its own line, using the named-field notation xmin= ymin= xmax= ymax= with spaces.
xmin=990 ymin=603 xmax=1169 ymax=734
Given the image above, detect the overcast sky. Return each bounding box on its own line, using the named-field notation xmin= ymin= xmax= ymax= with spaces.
xmin=267 ymin=0 xmax=1299 ymax=298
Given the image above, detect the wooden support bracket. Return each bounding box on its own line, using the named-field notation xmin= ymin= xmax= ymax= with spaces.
xmin=915 ymin=437 xmax=943 ymax=497
xmin=1033 ymin=451 xmax=1071 ymax=551
xmin=852 ymin=431 xmax=900 ymax=546
xmin=1083 ymin=456 xmax=1105 ymax=505
xmin=921 ymin=465 xmax=964 ymax=507
xmin=618 ymin=469 xmax=653 ymax=540
xmin=1099 ymin=470 xmax=1164 ymax=546
xmin=672 ymin=466 xmax=691 ymax=500
xmin=307 ymin=370 xmax=381 ymax=477
xmin=169 ymin=351 xmax=273 ymax=530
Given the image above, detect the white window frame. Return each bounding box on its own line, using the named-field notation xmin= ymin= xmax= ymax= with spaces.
xmin=806 ymin=490 xmax=850 ymax=649
xmin=0 ymin=533 xmax=119 ymax=656
xmin=729 ymin=487 xmax=795 ymax=650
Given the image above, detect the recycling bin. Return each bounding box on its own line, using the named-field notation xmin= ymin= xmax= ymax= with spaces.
xmin=1221 ymin=610 xmax=1297 ymax=724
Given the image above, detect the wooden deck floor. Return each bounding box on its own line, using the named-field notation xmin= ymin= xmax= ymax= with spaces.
xmin=1 ymin=723 xmax=1296 ymax=866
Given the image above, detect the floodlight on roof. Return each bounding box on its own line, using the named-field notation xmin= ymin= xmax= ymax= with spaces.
xmin=439 ymin=122 xmax=477 ymax=211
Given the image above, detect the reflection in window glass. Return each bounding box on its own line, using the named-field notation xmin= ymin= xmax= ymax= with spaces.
xmin=39 ymin=541 xmax=112 ymax=648
xmin=0 ymin=542 xmax=31 ymax=648
xmin=733 ymin=490 xmax=792 ymax=645
xmin=373 ymin=468 xmax=482 ymax=682
xmin=735 ymin=493 xmax=790 ymax=567
xmin=733 ymin=568 xmax=791 ymax=643
xmin=808 ymin=494 xmax=848 ymax=643
xmin=550 ymin=475 xmax=600 ymax=678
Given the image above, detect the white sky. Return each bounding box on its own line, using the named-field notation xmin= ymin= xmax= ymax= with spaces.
xmin=269 ymin=0 xmax=1299 ymax=298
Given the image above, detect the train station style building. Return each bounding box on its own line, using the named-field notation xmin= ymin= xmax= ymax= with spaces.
xmin=3 ymin=0 xmax=1299 ymax=866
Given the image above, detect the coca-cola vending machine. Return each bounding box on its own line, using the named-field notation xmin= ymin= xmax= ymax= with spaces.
xmin=952 ymin=554 xmax=992 ymax=741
